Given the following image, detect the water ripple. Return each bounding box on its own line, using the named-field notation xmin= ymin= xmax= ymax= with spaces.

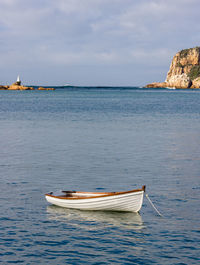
xmin=1 ymin=89 xmax=200 ymax=264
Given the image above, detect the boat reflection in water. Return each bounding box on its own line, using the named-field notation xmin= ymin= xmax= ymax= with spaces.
xmin=46 ymin=205 xmax=145 ymax=230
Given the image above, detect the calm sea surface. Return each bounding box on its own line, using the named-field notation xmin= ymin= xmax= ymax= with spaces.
xmin=0 ymin=87 xmax=200 ymax=264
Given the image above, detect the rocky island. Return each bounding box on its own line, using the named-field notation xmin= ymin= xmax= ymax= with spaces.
xmin=146 ymin=47 xmax=200 ymax=89
xmin=0 ymin=76 xmax=54 ymax=90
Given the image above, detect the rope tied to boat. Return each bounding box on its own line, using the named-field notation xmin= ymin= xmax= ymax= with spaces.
xmin=145 ymin=193 xmax=163 ymax=217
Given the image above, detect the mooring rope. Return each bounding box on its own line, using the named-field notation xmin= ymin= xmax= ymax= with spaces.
xmin=145 ymin=193 xmax=163 ymax=217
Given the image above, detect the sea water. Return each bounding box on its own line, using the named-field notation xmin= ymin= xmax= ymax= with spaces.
xmin=0 ymin=87 xmax=200 ymax=264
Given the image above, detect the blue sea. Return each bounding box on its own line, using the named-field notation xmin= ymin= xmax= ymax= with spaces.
xmin=0 ymin=87 xmax=200 ymax=264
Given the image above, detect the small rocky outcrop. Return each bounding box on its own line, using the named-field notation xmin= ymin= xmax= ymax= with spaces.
xmin=38 ymin=87 xmax=55 ymax=90
xmin=0 ymin=85 xmax=9 ymax=90
xmin=0 ymin=78 xmax=55 ymax=90
xmin=146 ymin=47 xmax=200 ymax=89
xmin=8 ymin=84 xmax=34 ymax=90
xmin=145 ymin=82 xmax=167 ymax=88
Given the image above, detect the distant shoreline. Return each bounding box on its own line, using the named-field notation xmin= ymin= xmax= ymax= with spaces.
xmin=1 ymin=84 xmax=200 ymax=90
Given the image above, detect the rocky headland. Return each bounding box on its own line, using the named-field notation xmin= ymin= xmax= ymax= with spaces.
xmin=146 ymin=47 xmax=200 ymax=89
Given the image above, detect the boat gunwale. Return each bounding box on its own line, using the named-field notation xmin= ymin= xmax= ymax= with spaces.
xmin=45 ymin=186 xmax=145 ymax=200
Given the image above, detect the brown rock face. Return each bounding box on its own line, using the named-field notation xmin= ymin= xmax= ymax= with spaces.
xmin=38 ymin=87 xmax=55 ymax=90
xmin=166 ymin=73 xmax=192 ymax=89
xmin=190 ymin=77 xmax=200 ymax=88
xmin=146 ymin=47 xmax=200 ymax=89
xmin=0 ymin=85 xmax=8 ymax=90
xmin=145 ymin=82 xmax=167 ymax=88
xmin=8 ymin=85 xmax=34 ymax=90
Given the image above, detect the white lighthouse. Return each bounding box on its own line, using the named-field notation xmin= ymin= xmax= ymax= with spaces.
xmin=16 ymin=75 xmax=21 ymax=85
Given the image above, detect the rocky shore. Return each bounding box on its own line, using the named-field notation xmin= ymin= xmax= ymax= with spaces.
xmin=146 ymin=47 xmax=200 ymax=89
xmin=0 ymin=79 xmax=54 ymax=91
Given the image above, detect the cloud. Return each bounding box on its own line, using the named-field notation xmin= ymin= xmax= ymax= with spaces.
xmin=0 ymin=0 xmax=200 ymax=85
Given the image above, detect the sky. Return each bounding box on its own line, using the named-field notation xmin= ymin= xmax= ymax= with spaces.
xmin=0 ymin=0 xmax=200 ymax=86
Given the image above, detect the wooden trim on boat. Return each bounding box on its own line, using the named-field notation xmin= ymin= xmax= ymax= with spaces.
xmin=45 ymin=185 xmax=146 ymax=200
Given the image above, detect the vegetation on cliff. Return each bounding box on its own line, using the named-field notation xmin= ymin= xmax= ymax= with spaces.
xmin=188 ymin=65 xmax=200 ymax=80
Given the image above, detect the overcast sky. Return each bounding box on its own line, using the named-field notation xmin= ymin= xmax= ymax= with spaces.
xmin=0 ymin=0 xmax=200 ymax=86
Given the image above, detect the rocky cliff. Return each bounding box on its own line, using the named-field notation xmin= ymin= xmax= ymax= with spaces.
xmin=146 ymin=47 xmax=200 ymax=88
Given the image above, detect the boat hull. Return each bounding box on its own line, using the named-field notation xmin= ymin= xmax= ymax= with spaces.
xmin=45 ymin=189 xmax=144 ymax=212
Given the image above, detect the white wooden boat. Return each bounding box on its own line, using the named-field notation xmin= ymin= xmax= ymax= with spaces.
xmin=45 ymin=185 xmax=145 ymax=212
